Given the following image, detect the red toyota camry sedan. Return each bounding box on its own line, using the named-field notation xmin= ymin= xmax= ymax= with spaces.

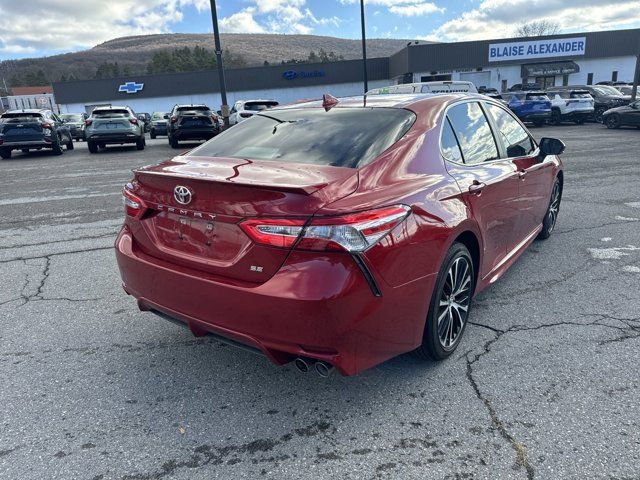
xmin=115 ymin=93 xmax=565 ymax=376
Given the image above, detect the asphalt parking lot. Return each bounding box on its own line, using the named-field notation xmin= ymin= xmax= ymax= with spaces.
xmin=1 ymin=123 xmax=639 ymax=480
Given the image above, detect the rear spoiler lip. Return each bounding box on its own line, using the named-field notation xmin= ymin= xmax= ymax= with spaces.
xmin=133 ymin=169 xmax=327 ymax=195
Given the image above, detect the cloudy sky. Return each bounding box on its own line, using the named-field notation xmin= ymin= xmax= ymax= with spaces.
xmin=1 ymin=0 xmax=639 ymax=60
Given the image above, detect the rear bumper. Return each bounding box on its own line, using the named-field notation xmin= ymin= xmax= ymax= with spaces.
xmin=87 ymin=132 xmax=141 ymax=144
xmin=0 ymin=139 xmax=52 ymax=148
xmin=519 ymin=112 xmax=551 ymax=121
xmin=172 ymin=128 xmax=218 ymax=140
xmin=115 ymin=227 xmax=433 ymax=375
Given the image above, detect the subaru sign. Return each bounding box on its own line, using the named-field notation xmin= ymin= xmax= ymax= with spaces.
xmin=118 ymin=81 xmax=144 ymax=94
xmin=488 ymin=37 xmax=586 ymax=62
xmin=282 ymin=70 xmax=325 ymax=80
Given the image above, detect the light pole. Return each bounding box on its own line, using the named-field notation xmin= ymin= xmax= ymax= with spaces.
xmin=360 ymin=0 xmax=368 ymax=95
xmin=209 ymin=0 xmax=230 ymax=127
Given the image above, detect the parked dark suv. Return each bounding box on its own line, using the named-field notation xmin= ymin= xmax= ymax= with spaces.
xmin=0 ymin=109 xmax=73 ymax=159
xmin=548 ymin=85 xmax=631 ymax=122
xmin=60 ymin=113 xmax=88 ymax=141
xmin=167 ymin=104 xmax=220 ymax=148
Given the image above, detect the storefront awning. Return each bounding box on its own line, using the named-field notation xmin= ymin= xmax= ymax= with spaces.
xmin=521 ymin=61 xmax=580 ymax=77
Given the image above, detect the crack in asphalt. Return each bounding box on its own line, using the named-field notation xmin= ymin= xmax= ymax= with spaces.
xmin=0 ymin=245 xmax=113 ymax=265
xmin=466 ymin=314 xmax=640 ymax=479
xmin=1 ymin=255 xmax=104 ymax=308
xmin=0 ymin=232 xmax=116 ymax=251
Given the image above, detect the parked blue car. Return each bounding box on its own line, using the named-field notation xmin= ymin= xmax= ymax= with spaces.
xmin=504 ymin=91 xmax=552 ymax=126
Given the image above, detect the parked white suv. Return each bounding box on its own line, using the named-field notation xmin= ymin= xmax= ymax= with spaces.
xmin=547 ymin=89 xmax=595 ymax=125
xmin=367 ymin=81 xmax=478 ymax=95
xmin=228 ymin=100 xmax=279 ymax=125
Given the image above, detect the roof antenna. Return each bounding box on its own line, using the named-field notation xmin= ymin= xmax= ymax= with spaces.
xmin=322 ymin=93 xmax=339 ymax=111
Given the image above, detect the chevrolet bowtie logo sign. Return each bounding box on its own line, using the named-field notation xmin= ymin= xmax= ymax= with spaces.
xmin=118 ymin=82 xmax=144 ymax=94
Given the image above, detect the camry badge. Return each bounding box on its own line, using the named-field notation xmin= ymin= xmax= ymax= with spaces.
xmin=173 ymin=185 xmax=193 ymax=205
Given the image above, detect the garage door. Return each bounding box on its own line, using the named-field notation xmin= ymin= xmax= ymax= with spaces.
xmin=460 ymin=71 xmax=492 ymax=89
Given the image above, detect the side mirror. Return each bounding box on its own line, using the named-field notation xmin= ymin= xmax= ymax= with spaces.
xmin=538 ymin=137 xmax=565 ymax=159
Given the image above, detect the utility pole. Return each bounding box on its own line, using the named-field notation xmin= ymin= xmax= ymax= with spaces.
xmin=209 ymin=0 xmax=230 ymax=127
xmin=360 ymin=0 xmax=368 ymax=95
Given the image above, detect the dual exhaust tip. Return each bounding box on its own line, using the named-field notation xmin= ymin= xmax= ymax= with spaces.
xmin=294 ymin=357 xmax=333 ymax=377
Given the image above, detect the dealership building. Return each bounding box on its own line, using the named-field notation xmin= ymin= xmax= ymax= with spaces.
xmin=53 ymin=28 xmax=639 ymax=114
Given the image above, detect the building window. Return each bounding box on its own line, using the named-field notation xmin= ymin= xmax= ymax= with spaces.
xmin=587 ymin=73 xmax=594 ymax=85
xmin=612 ymin=71 xmax=618 ymax=81
xmin=563 ymin=74 xmax=569 ymax=86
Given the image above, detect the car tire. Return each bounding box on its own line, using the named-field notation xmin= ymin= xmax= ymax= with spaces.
xmin=537 ymin=177 xmax=562 ymax=240
xmin=550 ymin=109 xmax=562 ymax=126
xmin=98 ymin=143 xmax=106 ymax=149
xmin=66 ymin=138 xmax=74 ymax=150
xmin=414 ymin=242 xmax=474 ymax=361
xmin=136 ymin=138 xmax=145 ymax=150
xmin=87 ymin=141 xmax=98 ymax=154
xmin=605 ymin=114 xmax=621 ymax=129
xmin=595 ymin=107 xmax=606 ymax=123
xmin=52 ymin=139 xmax=64 ymax=156
xmin=169 ymin=136 xmax=179 ymax=149
xmin=150 ymin=130 xmax=156 ymax=139
xmin=0 ymin=147 xmax=11 ymax=159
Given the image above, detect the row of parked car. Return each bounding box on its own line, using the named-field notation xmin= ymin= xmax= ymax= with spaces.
xmin=0 ymin=99 xmax=283 ymax=158
xmin=479 ymin=83 xmax=638 ymax=128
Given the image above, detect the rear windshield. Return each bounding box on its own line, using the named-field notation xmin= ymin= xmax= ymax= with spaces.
xmin=189 ymin=107 xmax=415 ymax=169
xmin=592 ymin=86 xmax=623 ymax=96
xmin=61 ymin=114 xmax=83 ymax=122
xmin=1 ymin=113 xmax=43 ymax=122
xmin=570 ymin=91 xmax=592 ymax=98
xmin=177 ymin=106 xmax=209 ymax=112
xmin=244 ymin=102 xmax=278 ymax=111
xmin=92 ymin=109 xmax=130 ymax=118
xmin=526 ymin=93 xmax=550 ymax=101
xmin=152 ymin=112 xmax=168 ymax=120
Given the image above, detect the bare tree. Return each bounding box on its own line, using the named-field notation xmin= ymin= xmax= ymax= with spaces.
xmin=514 ymin=20 xmax=560 ymax=37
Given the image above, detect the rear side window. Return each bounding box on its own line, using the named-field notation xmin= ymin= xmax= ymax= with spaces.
xmin=189 ymin=107 xmax=415 ymax=169
xmin=92 ymin=109 xmax=130 ymax=118
xmin=440 ymin=119 xmax=463 ymax=163
xmin=446 ymin=102 xmax=499 ymax=165
xmin=484 ymin=104 xmax=535 ymax=158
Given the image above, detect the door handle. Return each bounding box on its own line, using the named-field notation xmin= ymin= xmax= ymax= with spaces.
xmin=468 ymin=181 xmax=486 ymax=194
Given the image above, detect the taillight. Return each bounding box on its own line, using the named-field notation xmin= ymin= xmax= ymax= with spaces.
xmin=239 ymin=205 xmax=410 ymax=252
xmin=122 ymin=186 xmax=146 ymax=218
xmin=129 ymin=118 xmax=138 ymax=125
xmin=41 ymin=122 xmax=52 ymax=129
xmin=239 ymin=218 xmax=305 ymax=248
xmin=170 ymin=116 xmax=178 ymax=123
xmin=85 ymin=119 xmax=93 ymax=126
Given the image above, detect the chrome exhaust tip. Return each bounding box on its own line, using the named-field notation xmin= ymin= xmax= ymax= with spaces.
xmin=294 ymin=357 xmax=310 ymax=373
xmin=314 ymin=361 xmax=333 ymax=378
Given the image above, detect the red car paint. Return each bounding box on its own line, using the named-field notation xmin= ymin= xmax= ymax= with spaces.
xmin=115 ymin=93 xmax=562 ymax=375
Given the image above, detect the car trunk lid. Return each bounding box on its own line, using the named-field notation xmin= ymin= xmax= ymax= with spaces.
xmin=0 ymin=113 xmax=45 ymax=141
xmin=129 ymin=156 xmax=358 ymax=282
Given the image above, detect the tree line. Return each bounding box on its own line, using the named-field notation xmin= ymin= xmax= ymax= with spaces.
xmin=4 ymin=46 xmax=347 ymax=88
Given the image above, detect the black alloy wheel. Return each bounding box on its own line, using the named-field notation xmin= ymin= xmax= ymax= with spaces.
xmin=414 ymin=243 xmax=474 ymax=361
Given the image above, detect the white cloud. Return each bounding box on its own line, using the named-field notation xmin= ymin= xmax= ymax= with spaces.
xmin=426 ymin=0 xmax=640 ymax=41
xmin=0 ymin=0 xmax=207 ymax=56
xmin=341 ymin=0 xmax=443 ymax=17
xmin=219 ymin=7 xmax=266 ymax=33
xmin=219 ymin=1 xmax=340 ymax=35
